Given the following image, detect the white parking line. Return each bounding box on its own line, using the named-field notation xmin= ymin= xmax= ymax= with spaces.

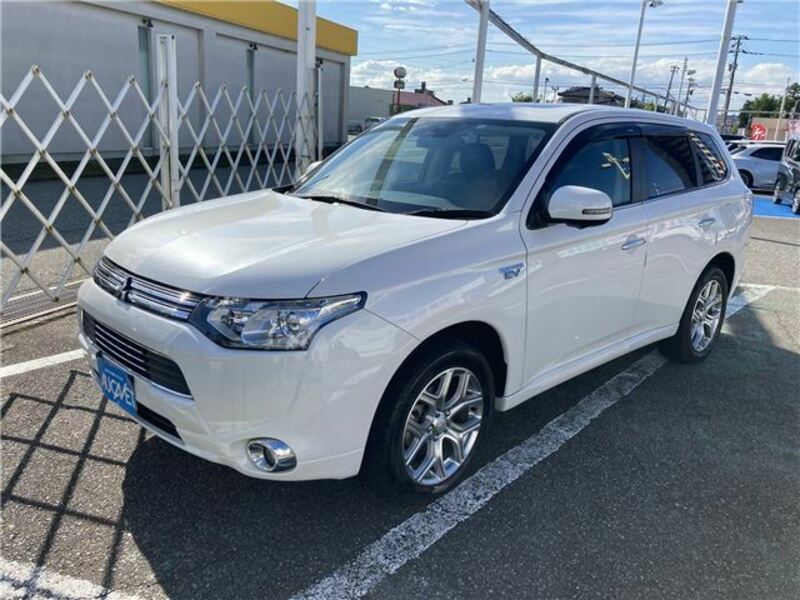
xmin=292 ymin=285 xmax=775 ymax=600
xmin=0 ymin=557 xmax=141 ymax=600
xmin=0 ymin=349 xmax=85 ymax=379
xmin=0 ymin=286 xmax=775 ymax=600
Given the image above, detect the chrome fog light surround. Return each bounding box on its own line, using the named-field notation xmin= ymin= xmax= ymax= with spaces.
xmin=247 ymin=438 xmax=297 ymax=473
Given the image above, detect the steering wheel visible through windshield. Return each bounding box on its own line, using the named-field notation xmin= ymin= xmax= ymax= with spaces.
xmin=290 ymin=117 xmax=555 ymax=218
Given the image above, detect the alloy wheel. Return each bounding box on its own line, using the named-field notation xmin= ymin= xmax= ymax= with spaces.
xmin=401 ymin=367 xmax=484 ymax=486
xmin=690 ymin=279 xmax=723 ymax=353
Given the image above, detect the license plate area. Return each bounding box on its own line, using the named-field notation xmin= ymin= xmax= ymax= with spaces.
xmin=97 ymin=354 xmax=137 ymax=418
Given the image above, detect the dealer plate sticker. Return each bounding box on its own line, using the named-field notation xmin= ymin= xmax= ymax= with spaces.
xmin=98 ymin=357 xmax=137 ymax=418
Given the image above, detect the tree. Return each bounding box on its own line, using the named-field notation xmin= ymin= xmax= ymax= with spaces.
xmin=511 ymin=91 xmax=533 ymax=103
xmin=737 ymin=84 xmax=800 ymax=128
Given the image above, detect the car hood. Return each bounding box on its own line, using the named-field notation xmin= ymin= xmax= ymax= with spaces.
xmin=105 ymin=190 xmax=463 ymax=298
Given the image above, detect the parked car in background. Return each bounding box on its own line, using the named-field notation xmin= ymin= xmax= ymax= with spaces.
xmin=774 ymin=137 xmax=800 ymax=214
xmin=78 ymin=104 xmax=751 ymax=498
xmin=363 ymin=116 xmax=385 ymax=130
xmin=347 ymin=121 xmax=364 ymax=135
xmin=731 ymin=142 xmax=785 ymax=189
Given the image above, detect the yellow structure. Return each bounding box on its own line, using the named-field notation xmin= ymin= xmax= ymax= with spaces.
xmin=156 ymin=1 xmax=358 ymax=56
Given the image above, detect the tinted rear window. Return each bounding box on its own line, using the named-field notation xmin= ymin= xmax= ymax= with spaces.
xmin=751 ymin=146 xmax=783 ymax=161
xmin=642 ymin=135 xmax=697 ymax=198
xmin=690 ymin=132 xmax=729 ymax=184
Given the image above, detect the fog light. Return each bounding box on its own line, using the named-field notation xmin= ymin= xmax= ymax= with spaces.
xmin=247 ymin=438 xmax=296 ymax=473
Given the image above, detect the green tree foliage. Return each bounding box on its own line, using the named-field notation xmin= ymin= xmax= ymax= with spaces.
xmin=511 ymin=91 xmax=533 ymax=102
xmin=738 ymin=83 xmax=799 ymax=128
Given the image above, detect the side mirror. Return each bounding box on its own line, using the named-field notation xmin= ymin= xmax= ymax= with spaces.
xmin=304 ymin=160 xmax=322 ymax=176
xmin=547 ymin=185 xmax=613 ymax=224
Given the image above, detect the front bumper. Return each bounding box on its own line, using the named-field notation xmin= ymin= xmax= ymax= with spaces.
xmin=78 ymin=280 xmax=418 ymax=480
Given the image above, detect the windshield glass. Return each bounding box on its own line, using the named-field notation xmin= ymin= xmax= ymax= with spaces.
xmin=290 ymin=117 xmax=555 ymax=217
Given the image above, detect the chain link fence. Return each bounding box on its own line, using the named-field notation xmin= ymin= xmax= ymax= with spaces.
xmin=1 ymin=35 xmax=317 ymax=320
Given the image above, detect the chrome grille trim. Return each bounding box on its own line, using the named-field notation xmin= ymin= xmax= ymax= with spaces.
xmin=93 ymin=257 xmax=203 ymax=321
xmin=82 ymin=311 xmax=192 ymax=397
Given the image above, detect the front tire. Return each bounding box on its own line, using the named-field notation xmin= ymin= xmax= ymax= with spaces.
xmin=792 ymin=191 xmax=800 ymax=215
xmin=362 ymin=340 xmax=494 ymax=498
xmin=658 ymin=266 xmax=729 ymax=363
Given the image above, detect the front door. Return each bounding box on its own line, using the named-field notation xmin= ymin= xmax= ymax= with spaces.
xmin=519 ymin=129 xmax=648 ymax=387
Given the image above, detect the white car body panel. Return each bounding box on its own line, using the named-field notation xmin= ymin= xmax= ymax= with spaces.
xmin=105 ymin=190 xmax=462 ymax=298
xmin=77 ymin=103 xmax=751 ymax=480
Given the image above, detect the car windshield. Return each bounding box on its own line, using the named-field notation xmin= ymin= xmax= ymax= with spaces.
xmin=289 ymin=117 xmax=555 ymax=217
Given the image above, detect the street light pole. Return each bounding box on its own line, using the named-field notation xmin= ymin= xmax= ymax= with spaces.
xmin=626 ymin=0 xmax=663 ymax=109
xmin=472 ymin=0 xmax=489 ymax=103
xmin=706 ymin=0 xmax=740 ymax=126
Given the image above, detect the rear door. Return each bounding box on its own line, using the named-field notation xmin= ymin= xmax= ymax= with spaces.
xmin=635 ymin=127 xmax=731 ymax=332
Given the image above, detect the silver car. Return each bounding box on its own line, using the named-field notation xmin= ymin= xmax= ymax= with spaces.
xmin=732 ymin=143 xmax=785 ymax=189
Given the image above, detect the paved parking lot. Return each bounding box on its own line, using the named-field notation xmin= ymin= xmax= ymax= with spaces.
xmin=2 ymin=210 xmax=798 ymax=599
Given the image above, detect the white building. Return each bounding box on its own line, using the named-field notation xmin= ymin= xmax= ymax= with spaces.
xmin=1 ymin=0 xmax=358 ymax=161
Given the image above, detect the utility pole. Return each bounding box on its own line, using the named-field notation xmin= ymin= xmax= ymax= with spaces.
xmin=683 ymin=76 xmax=696 ymax=116
xmin=721 ymin=34 xmax=746 ymax=132
xmin=663 ymin=64 xmax=679 ymax=112
xmin=775 ymin=77 xmax=790 ymax=141
xmin=706 ymin=0 xmax=740 ymax=127
xmin=673 ymin=57 xmax=687 ymax=116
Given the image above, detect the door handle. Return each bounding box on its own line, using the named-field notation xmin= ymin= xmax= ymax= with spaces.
xmin=621 ymin=237 xmax=646 ymax=251
xmin=699 ymin=217 xmax=716 ymax=230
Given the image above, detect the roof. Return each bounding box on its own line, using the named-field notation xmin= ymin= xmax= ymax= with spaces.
xmin=388 ymin=103 xmax=719 ymax=133
xmin=155 ymin=1 xmax=358 ymax=56
xmin=396 ymin=103 xmax=599 ymax=123
xmin=398 ymin=90 xmax=447 ymax=108
xmin=558 ymin=86 xmax=622 ymax=101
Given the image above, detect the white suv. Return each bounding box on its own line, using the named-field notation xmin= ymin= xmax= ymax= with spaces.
xmin=78 ymin=104 xmax=751 ymax=497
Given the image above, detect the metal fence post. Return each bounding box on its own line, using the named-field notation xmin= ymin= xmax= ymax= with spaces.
xmin=295 ymin=0 xmax=317 ymax=177
xmin=157 ymin=34 xmax=180 ymax=209
xmin=316 ymin=58 xmax=324 ymax=161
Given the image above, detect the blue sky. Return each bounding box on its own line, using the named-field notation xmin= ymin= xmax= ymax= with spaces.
xmin=312 ymin=0 xmax=799 ymax=112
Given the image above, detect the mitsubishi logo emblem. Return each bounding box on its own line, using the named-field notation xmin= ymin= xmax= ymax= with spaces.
xmin=114 ymin=277 xmax=131 ymax=301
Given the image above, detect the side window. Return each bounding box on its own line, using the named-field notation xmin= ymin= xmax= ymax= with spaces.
xmin=548 ymin=138 xmax=632 ymax=207
xmin=642 ymin=135 xmax=697 ymax=198
xmin=690 ymin=132 xmax=729 ymax=185
xmin=751 ymin=147 xmax=783 ymax=161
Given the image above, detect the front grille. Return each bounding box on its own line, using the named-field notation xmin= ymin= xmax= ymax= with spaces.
xmin=94 ymin=257 xmax=203 ymax=320
xmin=83 ymin=312 xmax=192 ymax=397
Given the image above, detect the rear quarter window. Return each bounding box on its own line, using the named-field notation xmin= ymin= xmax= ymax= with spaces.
xmin=689 ymin=131 xmax=729 ymax=185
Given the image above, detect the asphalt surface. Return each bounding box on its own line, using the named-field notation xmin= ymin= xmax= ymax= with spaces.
xmin=1 ymin=215 xmax=798 ymax=599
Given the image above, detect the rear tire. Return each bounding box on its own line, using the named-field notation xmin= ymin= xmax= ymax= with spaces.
xmin=793 ymin=191 xmax=800 ymax=215
xmin=658 ymin=266 xmax=729 ymax=364
xmin=362 ymin=340 xmax=494 ymax=499
xmin=739 ymin=170 xmax=753 ymax=189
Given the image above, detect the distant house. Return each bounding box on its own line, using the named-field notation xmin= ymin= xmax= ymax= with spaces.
xmin=348 ymin=81 xmax=450 ymax=128
xmin=398 ymin=82 xmax=449 ymax=110
xmin=557 ymin=86 xmax=624 ymax=106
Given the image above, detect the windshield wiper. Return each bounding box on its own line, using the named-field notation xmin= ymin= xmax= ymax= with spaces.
xmin=294 ymin=194 xmax=388 ymax=213
xmin=405 ymin=208 xmax=494 ymax=219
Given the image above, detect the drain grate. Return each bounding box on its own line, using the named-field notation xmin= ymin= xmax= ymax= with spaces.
xmin=1 ymin=280 xmax=85 ymax=327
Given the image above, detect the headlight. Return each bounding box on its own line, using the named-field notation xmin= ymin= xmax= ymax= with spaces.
xmin=190 ymin=293 xmax=365 ymax=350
